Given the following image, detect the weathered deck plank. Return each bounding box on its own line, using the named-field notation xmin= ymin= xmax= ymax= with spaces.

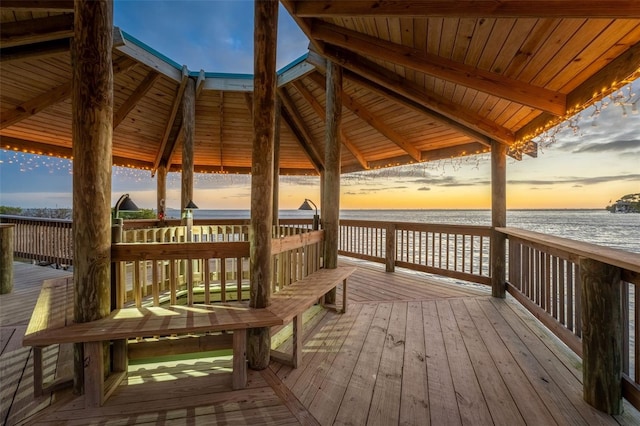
xmin=3 ymin=260 xmax=640 ymax=425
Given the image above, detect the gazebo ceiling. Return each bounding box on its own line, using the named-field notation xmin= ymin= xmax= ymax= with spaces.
xmin=1 ymin=1 xmax=639 ymax=176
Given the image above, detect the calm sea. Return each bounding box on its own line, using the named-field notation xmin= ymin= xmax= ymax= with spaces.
xmin=172 ymin=209 xmax=640 ymax=254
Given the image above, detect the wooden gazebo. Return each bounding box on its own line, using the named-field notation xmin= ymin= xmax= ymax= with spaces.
xmin=2 ymin=0 xmax=640 ymax=420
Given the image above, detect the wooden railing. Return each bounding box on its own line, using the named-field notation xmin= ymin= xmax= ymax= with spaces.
xmin=500 ymin=227 xmax=640 ymax=410
xmin=339 ymin=219 xmax=492 ymax=285
xmin=111 ymin=227 xmax=323 ymax=308
xmin=0 ymin=215 xmax=73 ymax=267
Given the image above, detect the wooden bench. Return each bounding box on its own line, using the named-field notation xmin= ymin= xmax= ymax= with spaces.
xmin=268 ymin=266 xmax=356 ymax=367
xmin=22 ymin=266 xmax=356 ymax=407
xmin=24 ymin=277 xmax=74 ymax=397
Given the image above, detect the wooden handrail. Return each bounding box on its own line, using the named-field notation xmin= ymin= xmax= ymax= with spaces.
xmin=498 ymin=227 xmax=640 ymax=274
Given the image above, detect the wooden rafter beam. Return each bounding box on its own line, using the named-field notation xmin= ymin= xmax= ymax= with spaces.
xmin=114 ymin=71 xmax=160 ymax=128
xmin=278 ymin=88 xmax=324 ymax=172
xmin=0 ymin=14 xmax=74 ymax=49
xmin=0 ymin=1 xmax=74 ymax=11
xmin=195 ymin=69 xmax=206 ymax=99
xmin=0 ymin=135 xmax=152 ymax=169
xmin=292 ymin=79 xmax=369 ymax=170
xmin=307 ymin=71 xmax=422 ymax=162
xmin=152 ymin=65 xmax=189 ymax=173
xmin=516 ymin=40 xmax=640 ymax=143
xmin=316 ymin=45 xmax=515 ymax=145
xmin=0 ymin=56 xmax=136 ymax=130
xmin=308 ymin=50 xmax=491 ymax=147
xmin=0 ymin=38 xmax=69 ymax=63
xmin=312 ymin=21 xmax=565 ymax=116
xmin=293 ymin=1 xmax=640 ymax=18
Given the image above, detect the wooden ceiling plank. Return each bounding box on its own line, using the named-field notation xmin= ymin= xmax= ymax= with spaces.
xmin=0 ymin=135 xmax=152 ymax=169
xmin=1 ymin=55 xmax=135 ymax=130
xmin=293 ymin=1 xmax=640 ymax=18
xmin=152 ymin=65 xmax=189 ymax=173
xmin=278 ymin=87 xmax=325 ymax=171
xmin=516 ymin=39 xmax=640 ymax=143
xmin=0 ymin=38 xmax=70 ymax=63
xmin=0 ymin=13 xmax=74 ymax=49
xmin=292 ymin=79 xmax=369 ymax=170
xmin=0 ymin=1 xmax=74 ymax=11
xmin=114 ymin=71 xmax=160 ymax=128
xmin=307 ymin=71 xmax=422 ymax=162
xmin=312 ymin=21 xmax=566 ymax=115
xmin=311 ymin=46 xmax=515 ymax=145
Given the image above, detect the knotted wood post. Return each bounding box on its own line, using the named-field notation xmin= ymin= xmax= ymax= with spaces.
xmin=580 ymin=257 xmax=622 ymax=414
xmin=248 ymin=0 xmax=278 ymax=371
xmin=385 ymin=223 xmax=396 ymax=272
xmin=71 ymin=0 xmax=113 ymax=395
xmin=323 ymin=61 xmax=342 ymax=304
xmin=157 ymin=163 xmax=167 ymax=223
xmin=272 ymin=97 xmax=281 ymax=229
xmin=181 ymin=78 xmax=195 ymax=216
xmin=491 ymin=140 xmax=506 ymax=298
xmin=0 ymin=224 xmax=14 ymax=294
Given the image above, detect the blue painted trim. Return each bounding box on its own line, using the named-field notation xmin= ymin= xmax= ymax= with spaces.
xmin=189 ymin=71 xmax=253 ymax=79
xmin=277 ymin=53 xmax=309 ymax=75
xmin=121 ymin=31 xmax=183 ymax=70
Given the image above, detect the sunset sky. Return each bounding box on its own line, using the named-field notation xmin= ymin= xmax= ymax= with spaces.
xmin=1 ymin=1 xmax=638 ymax=211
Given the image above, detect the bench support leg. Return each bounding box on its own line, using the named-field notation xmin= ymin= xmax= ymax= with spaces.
xmin=232 ymin=329 xmax=247 ymax=390
xmin=292 ymin=314 xmax=303 ymax=368
xmin=342 ymin=279 xmax=348 ymax=313
xmin=83 ymin=342 xmax=104 ymax=408
xmin=33 ymin=347 xmax=44 ymax=397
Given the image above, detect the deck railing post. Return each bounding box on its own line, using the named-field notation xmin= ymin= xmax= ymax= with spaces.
xmin=0 ymin=224 xmax=15 ymax=294
xmin=491 ymin=140 xmax=506 ymax=298
xmin=580 ymin=257 xmax=622 ymax=414
xmin=385 ymin=223 xmax=396 ymax=272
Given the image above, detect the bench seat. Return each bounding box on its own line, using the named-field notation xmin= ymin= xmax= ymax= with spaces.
xmin=22 ymin=265 xmax=356 ymax=407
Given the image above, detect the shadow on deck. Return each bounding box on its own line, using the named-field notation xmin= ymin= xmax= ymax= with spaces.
xmin=1 ymin=260 xmax=638 ymax=425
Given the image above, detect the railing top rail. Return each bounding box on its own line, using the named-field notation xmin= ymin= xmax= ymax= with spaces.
xmin=498 ymin=227 xmax=640 ymax=274
xmin=0 ymin=214 xmax=72 ymax=224
xmin=339 ymin=218 xmax=492 ymax=232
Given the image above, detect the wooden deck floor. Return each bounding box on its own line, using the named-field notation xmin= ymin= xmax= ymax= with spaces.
xmin=2 ymin=260 xmax=639 ymax=425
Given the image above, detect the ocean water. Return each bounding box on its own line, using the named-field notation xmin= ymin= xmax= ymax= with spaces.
xmin=174 ymin=208 xmax=640 ymax=254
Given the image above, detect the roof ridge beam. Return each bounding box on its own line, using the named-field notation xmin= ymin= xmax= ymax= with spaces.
xmin=278 ymin=87 xmax=325 ymax=171
xmin=114 ymin=70 xmax=160 ymax=128
xmin=292 ymin=80 xmax=369 ymax=170
xmin=314 ymin=45 xmax=515 ymax=145
xmin=312 ymin=21 xmax=566 ymax=116
xmin=153 ymin=65 xmax=189 ymax=173
xmin=0 ymin=13 xmax=74 ymax=49
xmin=293 ymin=1 xmax=640 ymax=18
xmin=307 ymin=71 xmax=422 ymax=162
xmin=0 ymin=55 xmax=136 ymax=130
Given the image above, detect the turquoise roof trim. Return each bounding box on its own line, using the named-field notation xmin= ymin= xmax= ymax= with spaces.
xmin=122 ymin=31 xmax=310 ymax=80
xmin=121 ymin=31 xmax=183 ymax=70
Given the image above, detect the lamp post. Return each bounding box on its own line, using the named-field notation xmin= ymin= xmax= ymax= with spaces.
xmin=184 ymin=199 xmax=198 ymax=242
xmin=298 ymin=198 xmax=319 ymax=230
xmin=112 ymin=194 xmax=139 ymax=243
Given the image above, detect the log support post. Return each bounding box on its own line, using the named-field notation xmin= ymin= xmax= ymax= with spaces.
xmin=272 ymin=97 xmax=281 ymax=229
xmin=491 ymin=140 xmax=506 ymax=298
xmin=71 ymin=0 xmax=114 ymax=395
xmin=157 ymin=163 xmax=167 ymax=223
xmin=248 ymin=0 xmax=278 ymax=370
xmin=323 ymin=61 xmax=342 ymax=304
xmin=0 ymin=224 xmax=14 ymax=294
xmin=181 ymin=78 xmax=195 ymax=217
xmin=385 ymin=223 xmax=396 ymax=272
xmin=580 ymin=257 xmax=622 ymax=414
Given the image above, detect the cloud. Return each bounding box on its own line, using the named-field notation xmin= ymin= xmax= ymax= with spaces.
xmin=417 ymin=187 xmax=431 ymax=191
xmin=508 ymin=174 xmax=640 ymax=186
xmin=572 ymin=140 xmax=640 ymax=154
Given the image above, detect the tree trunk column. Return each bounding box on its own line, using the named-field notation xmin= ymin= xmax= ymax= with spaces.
xmin=71 ymin=0 xmax=114 ymax=394
xmin=491 ymin=140 xmax=506 ymax=298
xmin=272 ymin=97 xmax=281 ymax=229
xmin=248 ymin=0 xmax=278 ymax=370
xmin=0 ymin=224 xmax=14 ymax=294
xmin=181 ymin=78 xmax=195 ymax=215
xmin=580 ymin=257 xmax=622 ymax=414
xmin=323 ymin=61 xmax=342 ymax=304
xmin=157 ymin=163 xmax=167 ymax=222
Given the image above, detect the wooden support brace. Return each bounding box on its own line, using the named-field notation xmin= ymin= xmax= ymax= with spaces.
xmin=232 ymin=329 xmax=247 ymax=390
xmin=292 ymin=314 xmax=303 ymax=368
xmin=83 ymin=342 xmax=104 ymax=408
